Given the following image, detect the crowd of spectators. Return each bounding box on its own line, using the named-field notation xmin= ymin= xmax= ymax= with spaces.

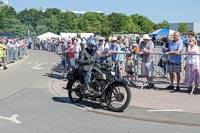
xmin=30 ymin=32 xmax=200 ymax=94
xmin=0 ymin=37 xmax=28 ymax=70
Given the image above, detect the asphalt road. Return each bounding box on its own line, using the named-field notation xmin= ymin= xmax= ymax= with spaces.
xmin=0 ymin=49 xmax=199 ymax=133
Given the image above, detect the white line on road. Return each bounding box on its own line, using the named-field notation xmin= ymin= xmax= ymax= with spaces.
xmin=32 ymin=63 xmax=44 ymax=70
xmin=41 ymin=62 xmax=47 ymax=64
xmin=0 ymin=114 xmax=22 ymax=124
xmin=147 ymin=109 xmax=183 ymax=112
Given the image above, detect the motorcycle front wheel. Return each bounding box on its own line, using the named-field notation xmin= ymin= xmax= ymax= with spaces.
xmin=67 ymin=80 xmax=83 ymax=103
xmin=106 ymin=83 xmax=131 ymax=112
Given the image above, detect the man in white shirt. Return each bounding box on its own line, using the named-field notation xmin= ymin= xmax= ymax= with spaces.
xmin=96 ymin=37 xmax=109 ymax=63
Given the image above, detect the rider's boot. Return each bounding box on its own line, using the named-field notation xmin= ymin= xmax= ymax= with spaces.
xmin=82 ymin=84 xmax=90 ymax=96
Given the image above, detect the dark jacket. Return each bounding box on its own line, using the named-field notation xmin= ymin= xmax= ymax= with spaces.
xmin=77 ymin=48 xmax=99 ymax=71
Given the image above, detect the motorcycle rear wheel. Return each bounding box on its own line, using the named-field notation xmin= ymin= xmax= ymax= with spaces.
xmin=67 ymin=80 xmax=83 ymax=103
xmin=106 ymin=83 xmax=131 ymax=112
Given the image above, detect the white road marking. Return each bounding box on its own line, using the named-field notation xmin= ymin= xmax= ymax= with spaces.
xmin=0 ymin=114 xmax=22 ymax=124
xmin=32 ymin=63 xmax=44 ymax=70
xmin=41 ymin=62 xmax=47 ymax=64
xmin=147 ymin=109 xmax=183 ymax=112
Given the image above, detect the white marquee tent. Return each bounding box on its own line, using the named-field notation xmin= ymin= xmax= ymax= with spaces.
xmin=60 ymin=32 xmax=94 ymax=39
xmin=37 ymin=32 xmax=60 ymax=40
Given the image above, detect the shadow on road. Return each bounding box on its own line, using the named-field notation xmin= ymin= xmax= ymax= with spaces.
xmin=43 ymin=63 xmax=66 ymax=80
xmin=52 ymin=97 xmax=109 ymax=111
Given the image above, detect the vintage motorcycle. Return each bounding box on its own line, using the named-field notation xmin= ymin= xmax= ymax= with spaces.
xmin=66 ymin=58 xmax=131 ymax=112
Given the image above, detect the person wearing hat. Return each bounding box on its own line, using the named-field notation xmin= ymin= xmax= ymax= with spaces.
xmin=109 ymin=37 xmax=121 ymax=78
xmin=0 ymin=39 xmax=8 ymax=70
xmin=139 ymin=34 xmax=154 ymax=88
xmin=64 ymin=40 xmax=75 ymax=71
xmin=96 ymin=37 xmax=109 ymax=63
xmin=117 ymin=36 xmax=126 ymax=77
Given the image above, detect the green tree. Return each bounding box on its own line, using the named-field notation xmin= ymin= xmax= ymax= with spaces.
xmin=44 ymin=8 xmax=61 ymax=18
xmin=17 ymin=9 xmax=44 ymax=29
xmin=76 ymin=12 xmax=106 ymax=33
xmin=107 ymin=13 xmax=138 ymax=34
xmin=0 ymin=6 xmax=17 ymax=30
xmin=0 ymin=6 xmax=16 ymax=18
xmin=157 ymin=20 xmax=170 ymax=29
xmin=178 ymin=23 xmax=189 ymax=34
xmin=1 ymin=18 xmax=26 ymax=36
xmin=130 ymin=14 xmax=154 ymax=34
xmin=1 ymin=6 xmax=176 ymax=37
xmin=58 ymin=11 xmax=77 ymax=32
xmin=35 ymin=25 xmax=48 ymax=36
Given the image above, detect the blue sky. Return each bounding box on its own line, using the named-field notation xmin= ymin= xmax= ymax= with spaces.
xmin=8 ymin=0 xmax=200 ymax=23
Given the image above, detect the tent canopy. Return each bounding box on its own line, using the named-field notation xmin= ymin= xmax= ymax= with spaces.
xmin=151 ymin=28 xmax=176 ymax=39
xmin=37 ymin=32 xmax=60 ymax=40
xmin=60 ymin=32 xmax=94 ymax=39
xmin=0 ymin=32 xmax=16 ymax=38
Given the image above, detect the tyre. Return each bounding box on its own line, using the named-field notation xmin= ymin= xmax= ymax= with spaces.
xmin=105 ymin=83 xmax=131 ymax=112
xmin=67 ymin=80 xmax=83 ymax=103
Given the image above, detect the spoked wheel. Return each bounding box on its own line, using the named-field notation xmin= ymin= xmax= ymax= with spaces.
xmin=67 ymin=80 xmax=83 ymax=103
xmin=106 ymin=83 xmax=131 ymax=112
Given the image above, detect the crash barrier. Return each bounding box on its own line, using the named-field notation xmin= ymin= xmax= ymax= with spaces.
xmin=5 ymin=46 xmax=27 ymax=64
xmin=32 ymin=42 xmax=63 ymax=55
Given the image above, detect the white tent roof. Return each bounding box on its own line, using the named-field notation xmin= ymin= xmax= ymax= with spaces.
xmin=37 ymin=32 xmax=60 ymax=40
xmin=60 ymin=32 xmax=94 ymax=39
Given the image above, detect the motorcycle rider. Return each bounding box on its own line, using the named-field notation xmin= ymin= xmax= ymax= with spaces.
xmin=76 ymin=39 xmax=99 ymax=95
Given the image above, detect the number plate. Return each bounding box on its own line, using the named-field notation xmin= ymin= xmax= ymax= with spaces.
xmin=111 ymin=71 xmax=115 ymax=75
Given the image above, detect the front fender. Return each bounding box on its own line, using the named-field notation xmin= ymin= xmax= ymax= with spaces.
xmin=105 ymin=79 xmax=128 ymax=91
xmin=103 ymin=80 xmax=129 ymax=100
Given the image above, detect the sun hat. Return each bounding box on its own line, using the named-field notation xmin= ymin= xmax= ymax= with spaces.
xmin=99 ymin=37 xmax=105 ymax=40
xmin=142 ymin=34 xmax=151 ymax=40
xmin=111 ymin=37 xmax=117 ymax=41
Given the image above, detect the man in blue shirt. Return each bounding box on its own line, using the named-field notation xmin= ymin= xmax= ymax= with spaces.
xmin=165 ymin=32 xmax=183 ymax=91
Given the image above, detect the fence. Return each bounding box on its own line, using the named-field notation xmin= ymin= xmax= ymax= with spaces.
xmin=2 ymin=45 xmax=27 ymax=64
xmin=121 ymin=52 xmax=200 ymax=95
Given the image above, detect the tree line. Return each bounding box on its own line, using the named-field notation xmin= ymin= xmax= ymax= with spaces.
xmin=0 ymin=6 xmax=189 ymax=38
